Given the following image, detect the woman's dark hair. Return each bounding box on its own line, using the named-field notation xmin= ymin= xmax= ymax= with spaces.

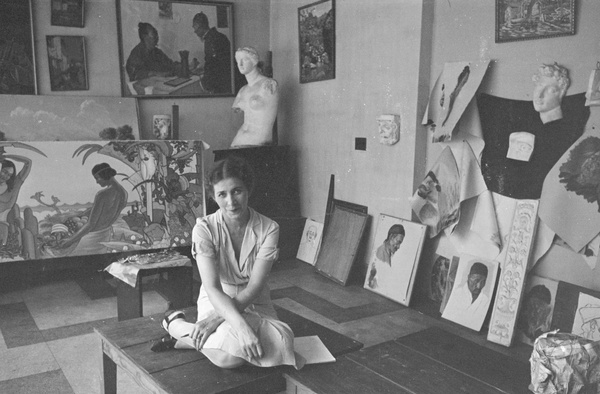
xmin=1 ymin=160 xmax=16 ymax=191
xmin=208 ymin=156 xmax=255 ymax=196
xmin=92 ymin=163 xmax=117 ymax=181
xmin=138 ymin=22 xmax=156 ymax=40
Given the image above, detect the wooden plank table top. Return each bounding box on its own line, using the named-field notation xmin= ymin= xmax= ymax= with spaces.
xmin=95 ymin=306 xmax=363 ymax=394
xmin=285 ymin=327 xmax=531 ymax=394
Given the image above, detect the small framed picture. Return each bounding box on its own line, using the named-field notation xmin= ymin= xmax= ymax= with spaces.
xmin=364 ymin=214 xmax=427 ymax=306
xmin=495 ymin=0 xmax=575 ymax=43
xmin=51 ymin=0 xmax=85 ymax=28
xmin=46 ymin=36 xmax=88 ymax=91
xmin=298 ymin=0 xmax=335 ymax=84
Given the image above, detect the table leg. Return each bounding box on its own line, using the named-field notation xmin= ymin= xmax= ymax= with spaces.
xmin=116 ymin=276 xmax=143 ymax=321
xmin=100 ymin=349 xmax=117 ymax=394
xmin=157 ymin=266 xmax=193 ymax=310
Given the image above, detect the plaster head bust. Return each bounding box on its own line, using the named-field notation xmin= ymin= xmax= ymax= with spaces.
xmin=235 ymin=47 xmax=260 ymax=76
xmin=376 ymin=114 xmax=400 ymax=145
xmin=532 ymin=63 xmax=570 ymax=124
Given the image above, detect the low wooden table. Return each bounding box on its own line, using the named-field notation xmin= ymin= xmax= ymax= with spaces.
xmin=95 ymin=306 xmax=362 ymax=394
xmin=285 ymin=327 xmax=531 ymax=394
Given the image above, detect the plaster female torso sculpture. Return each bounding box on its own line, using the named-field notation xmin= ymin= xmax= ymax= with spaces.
xmin=231 ymin=47 xmax=279 ymax=148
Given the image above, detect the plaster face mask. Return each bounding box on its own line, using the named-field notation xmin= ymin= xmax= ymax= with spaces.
xmin=507 ymin=131 xmax=535 ymax=162
xmin=377 ymin=114 xmax=400 ymax=145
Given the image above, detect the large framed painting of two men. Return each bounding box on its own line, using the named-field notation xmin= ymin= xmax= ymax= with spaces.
xmin=116 ymin=0 xmax=235 ymax=98
xmin=364 ymin=214 xmax=427 ymax=306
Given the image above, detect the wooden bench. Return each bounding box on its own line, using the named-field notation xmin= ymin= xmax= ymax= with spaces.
xmin=284 ymin=327 xmax=531 ymax=394
xmin=95 ymin=305 xmax=362 ymax=393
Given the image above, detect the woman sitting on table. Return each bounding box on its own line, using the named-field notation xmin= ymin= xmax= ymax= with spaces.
xmin=125 ymin=22 xmax=176 ymax=82
xmin=154 ymin=156 xmax=303 ymax=370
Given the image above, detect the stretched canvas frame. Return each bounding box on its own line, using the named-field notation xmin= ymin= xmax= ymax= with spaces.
xmin=495 ymin=0 xmax=575 ymax=43
xmin=298 ymin=0 xmax=335 ymax=83
xmin=116 ymin=0 xmax=235 ymax=98
xmin=0 ymin=140 xmax=206 ymax=264
xmin=363 ymin=214 xmax=427 ymax=306
xmin=0 ymin=0 xmax=37 ymax=95
xmin=0 ymin=94 xmax=140 ymax=141
xmin=315 ymin=205 xmax=368 ymax=285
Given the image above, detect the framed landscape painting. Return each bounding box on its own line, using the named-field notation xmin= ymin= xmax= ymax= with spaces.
xmin=116 ymin=0 xmax=235 ymax=98
xmin=496 ymin=0 xmax=575 ymax=43
xmin=298 ymin=0 xmax=335 ymax=83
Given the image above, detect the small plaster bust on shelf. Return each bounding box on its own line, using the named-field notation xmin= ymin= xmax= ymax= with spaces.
xmin=376 ymin=114 xmax=400 ymax=145
xmin=230 ymin=47 xmax=279 ymax=148
xmin=532 ymin=62 xmax=570 ymax=124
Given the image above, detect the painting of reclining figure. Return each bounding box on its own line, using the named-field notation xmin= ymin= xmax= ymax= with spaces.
xmin=0 ymin=140 xmax=205 ymax=263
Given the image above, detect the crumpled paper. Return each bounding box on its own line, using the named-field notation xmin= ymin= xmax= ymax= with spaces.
xmin=530 ymin=330 xmax=600 ymax=394
xmin=104 ymin=249 xmax=191 ymax=287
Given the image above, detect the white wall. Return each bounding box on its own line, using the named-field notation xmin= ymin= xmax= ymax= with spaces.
xmin=31 ymin=0 xmax=271 ymax=147
xmin=270 ymin=0 xmax=431 ymax=274
xmin=427 ymin=0 xmax=600 ymax=290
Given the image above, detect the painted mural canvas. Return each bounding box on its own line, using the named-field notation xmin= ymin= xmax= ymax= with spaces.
xmin=0 ymin=140 xmax=205 ymax=263
xmin=364 ymin=214 xmax=427 ymax=306
xmin=0 ymin=95 xmax=139 ymax=141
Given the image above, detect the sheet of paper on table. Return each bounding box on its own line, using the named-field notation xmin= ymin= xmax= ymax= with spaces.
xmin=293 ymin=335 xmax=336 ymax=365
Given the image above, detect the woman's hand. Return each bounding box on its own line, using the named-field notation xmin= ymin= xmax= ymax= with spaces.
xmin=191 ymin=312 xmax=223 ymax=351
xmin=235 ymin=323 xmax=263 ymax=361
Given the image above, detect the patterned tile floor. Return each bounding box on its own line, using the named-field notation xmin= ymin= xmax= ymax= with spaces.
xmin=0 ymin=259 xmax=531 ymax=393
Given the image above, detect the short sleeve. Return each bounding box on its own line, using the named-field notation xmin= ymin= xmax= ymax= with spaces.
xmin=255 ymin=220 xmax=279 ymax=262
xmin=191 ymin=218 xmax=217 ymax=259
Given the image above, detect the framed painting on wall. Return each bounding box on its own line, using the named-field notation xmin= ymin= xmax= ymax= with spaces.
xmin=46 ymin=36 xmax=89 ymax=91
xmin=495 ymin=0 xmax=575 ymax=43
xmin=51 ymin=0 xmax=85 ymax=28
xmin=116 ymin=0 xmax=235 ymax=98
xmin=0 ymin=0 xmax=37 ymax=95
xmin=298 ymin=0 xmax=335 ymax=84
xmin=364 ymin=214 xmax=427 ymax=307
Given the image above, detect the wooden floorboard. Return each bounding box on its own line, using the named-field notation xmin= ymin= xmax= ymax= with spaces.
xmin=395 ymin=327 xmax=531 ymax=394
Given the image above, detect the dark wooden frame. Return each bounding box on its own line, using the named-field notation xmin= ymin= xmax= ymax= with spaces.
xmin=0 ymin=0 xmax=37 ymax=95
xmin=116 ymin=0 xmax=235 ymax=98
xmin=315 ymin=205 xmax=368 ymax=286
xmin=46 ymin=35 xmax=89 ymax=91
xmin=51 ymin=0 xmax=85 ymax=28
xmin=298 ymin=0 xmax=335 ymax=83
xmin=495 ymin=0 xmax=575 ymax=43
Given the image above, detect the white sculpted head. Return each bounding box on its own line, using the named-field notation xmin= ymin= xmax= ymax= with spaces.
xmin=377 ymin=114 xmax=400 ymax=145
xmin=532 ymin=63 xmax=569 ymax=124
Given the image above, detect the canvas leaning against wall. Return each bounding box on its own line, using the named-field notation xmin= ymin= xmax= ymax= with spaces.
xmin=0 ymin=95 xmax=140 ymax=141
xmin=364 ymin=214 xmax=427 ymax=306
xmin=0 ymin=140 xmax=206 ymax=263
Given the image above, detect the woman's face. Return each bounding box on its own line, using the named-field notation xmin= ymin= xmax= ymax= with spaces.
xmin=142 ymin=29 xmax=159 ymax=50
xmin=0 ymin=166 xmax=14 ymax=184
xmin=213 ymin=177 xmax=249 ymax=222
xmin=235 ymin=52 xmax=257 ymax=75
xmin=94 ymin=174 xmax=109 ymax=187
